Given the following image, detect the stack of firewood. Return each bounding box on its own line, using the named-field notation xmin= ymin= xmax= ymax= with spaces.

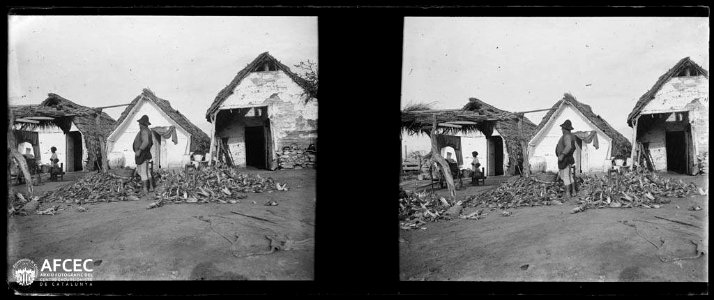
xmin=277 ymin=146 xmax=316 ymax=169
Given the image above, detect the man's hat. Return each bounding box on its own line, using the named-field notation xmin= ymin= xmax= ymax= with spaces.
xmin=137 ymin=115 xmax=151 ymax=125
xmin=560 ymin=119 xmax=574 ymax=130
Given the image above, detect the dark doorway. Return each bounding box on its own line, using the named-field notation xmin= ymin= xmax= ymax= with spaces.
xmin=487 ymin=136 xmax=505 ymax=176
xmin=245 ymin=126 xmax=267 ymax=169
xmin=151 ymin=132 xmax=162 ymax=168
xmin=67 ymin=131 xmax=83 ymax=172
xmin=666 ymin=131 xmax=687 ymax=174
xmin=574 ymin=138 xmax=583 ymax=173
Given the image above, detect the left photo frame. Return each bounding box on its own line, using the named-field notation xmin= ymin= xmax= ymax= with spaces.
xmin=7 ymin=15 xmax=318 ymax=285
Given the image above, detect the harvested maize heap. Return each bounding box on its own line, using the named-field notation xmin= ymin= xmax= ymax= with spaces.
xmin=567 ymin=170 xmax=704 ymax=213
xmin=38 ymin=166 xmax=289 ymax=207
xmin=277 ymin=145 xmax=316 ymax=170
xmin=152 ymin=166 xmax=288 ymax=204
xmin=466 ymin=170 xmax=704 ymax=213
xmin=40 ymin=171 xmax=147 ymax=204
xmin=399 ymin=188 xmax=452 ymax=230
xmin=465 ymin=176 xmax=566 ymax=210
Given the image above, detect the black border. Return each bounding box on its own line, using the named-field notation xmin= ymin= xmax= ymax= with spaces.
xmin=4 ymin=3 xmax=711 ymax=296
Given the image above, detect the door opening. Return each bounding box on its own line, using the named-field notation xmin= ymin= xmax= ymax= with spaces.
xmin=151 ymin=132 xmax=162 ymax=168
xmin=666 ymin=131 xmax=687 ymax=174
xmin=245 ymin=126 xmax=267 ymax=169
xmin=66 ymin=131 xmax=83 ymax=171
xmin=574 ymin=139 xmax=582 ymax=173
xmin=487 ymin=136 xmax=504 ymax=176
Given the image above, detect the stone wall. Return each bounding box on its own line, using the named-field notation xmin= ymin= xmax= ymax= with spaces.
xmin=277 ymin=145 xmax=316 ymax=169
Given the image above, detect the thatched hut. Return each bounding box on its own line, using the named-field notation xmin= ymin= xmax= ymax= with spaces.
xmin=528 ymin=93 xmax=632 ymax=173
xmin=627 ymin=57 xmax=708 ymax=175
xmin=462 ymin=98 xmax=537 ymax=175
xmin=205 ymin=52 xmax=317 ymax=170
xmin=9 ymin=94 xmax=116 ymax=172
xmin=400 ymin=101 xmax=528 ymax=176
xmin=106 ymin=88 xmax=210 ymax=169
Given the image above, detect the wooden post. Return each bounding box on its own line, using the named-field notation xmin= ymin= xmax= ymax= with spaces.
xmin=518 ymin=114 xmax=530 ymax=177
xmin=208 ymin=113 xmax=217 ymax=165
xmin=95 ymin=109 xmax=108 ymax=173
xmin=630 ymin=115 xmax=640 ymax=169
xmin=7 ymin=110 xmax=34 ymax=196
xmin=430 ymin=114 xmax=456 ymax=200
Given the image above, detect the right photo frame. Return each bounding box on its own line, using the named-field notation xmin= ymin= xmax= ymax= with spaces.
xmin=399 ymin=17 xmax=709 ymax=282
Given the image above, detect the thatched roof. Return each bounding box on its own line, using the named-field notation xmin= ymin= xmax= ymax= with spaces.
xmin=627 ymin=57 xmax=709 ymax=126
xmin=463 ymin=98 xmax=537 ymax=174
xmin=205 ymin=52 xmax=313 ymax=121
xmin=10 ymin=104 xmax=73 ymax=131
xmin=533 ymin=93 xmax=632 ymax=159
xmin=113 ymin=89 xmax=210 ymax=153
xmin=401 ymin=109 xmax=504 ymax=135
xmin=9 ymin=93 xmax=117 ymax=170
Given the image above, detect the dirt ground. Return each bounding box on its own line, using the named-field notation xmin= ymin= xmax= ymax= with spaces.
xmin=399 ymin=173 xmax=708 ymax=282
xmin=7 ymin=169 xmax=315 ymax=280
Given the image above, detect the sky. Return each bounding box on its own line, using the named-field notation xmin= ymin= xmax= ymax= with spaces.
xmin=8 ymin=16 xmax=318 ymax=134
xmin=402 ymin=17 xmax=709 ymax=140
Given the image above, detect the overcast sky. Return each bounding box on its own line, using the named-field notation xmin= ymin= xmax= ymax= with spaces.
xmin=8 ymin=16 xmax=317 ymax=134
xmin=402 ymin=17 xmax=709 ymax=140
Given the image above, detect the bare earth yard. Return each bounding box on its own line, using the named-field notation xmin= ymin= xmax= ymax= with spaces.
xmin=8 ymin=169 xmax=315 ymax=280
xmin=400 ymin=173 xmax=708 ymax=282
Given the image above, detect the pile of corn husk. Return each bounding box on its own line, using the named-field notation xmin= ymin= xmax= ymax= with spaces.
xmin=466 ymin=170 xmax=704 ymax=214
xmin=399 ymin=188 xmax=453 ymax=230
xmin=150 ymin=166 xmax=288 ymax=205
xmin=40 ymin=172 xmax=146 ymax=204
xmin=567 ymin=170 xmax=705 ymax=213
xmin=8 ymin=190 xmax=40 ymax=216
xmin=36 ymin=166 xmax=288 ymax=208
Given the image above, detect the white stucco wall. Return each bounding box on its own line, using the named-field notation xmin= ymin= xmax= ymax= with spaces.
xmin=641 ymin=75 xmax=708 ymax=115
xmin=107 ymin=100 xmax=191 ymax=169
xmin=529 ymin=103 xmax=612 ymax=173
xmin=215 ymin=69 xmax=318 ymax=167
xmin=401 ymin=128 xmax=508 ymax=176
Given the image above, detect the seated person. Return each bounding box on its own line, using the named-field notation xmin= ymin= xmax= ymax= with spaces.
xmin=471 ymin=151 xmax=481 ymax=171
xmin=50 ymin=147 xmax=60 ymax=168
xmin=471 ymin=151 xmax=484 ymax=185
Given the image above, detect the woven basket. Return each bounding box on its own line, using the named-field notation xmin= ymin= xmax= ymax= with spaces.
xmin=109 ymin=168 xmax=135 ymax=179
xmin=534 ymin=172 xmax=558 ymax=183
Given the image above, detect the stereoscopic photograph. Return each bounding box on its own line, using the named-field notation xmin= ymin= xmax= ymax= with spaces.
xmin=8 ymin=16 xmax=317 ymax=283
xmin=399 ymin=17 xmax=708 ymax=281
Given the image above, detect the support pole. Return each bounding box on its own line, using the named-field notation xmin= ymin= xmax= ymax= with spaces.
xmin=430 ymin=114 xmax=456 ymax=201
xmin=518 ymin=114 xmax=530 ymax=177
xmin=95 ymin=109 xmax=108 ymax=173
xmin=630 ymin=115 xmax=640 ymax=169
xmin=208 ymin=112 xmax=217 ymax=165
xmin=8 ymin=110 xmax=34 ymax=196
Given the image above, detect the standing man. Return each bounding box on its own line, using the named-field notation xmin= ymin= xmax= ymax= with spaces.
xmin=556 ymin=120 xmax=576 ymax=200
xmin=134 ymin=115 xmax=154 ymax=197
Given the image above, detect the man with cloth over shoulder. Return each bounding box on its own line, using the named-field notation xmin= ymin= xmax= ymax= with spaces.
xmin=555 ymin=119 xmax=577 ymax=200
xmin=134 ymin=115 xmax=154 ymax=198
